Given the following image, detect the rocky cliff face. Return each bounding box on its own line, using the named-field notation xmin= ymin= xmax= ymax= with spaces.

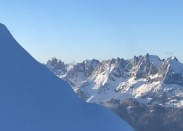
xmin=46 ymin=54 xmax=183 ymax=131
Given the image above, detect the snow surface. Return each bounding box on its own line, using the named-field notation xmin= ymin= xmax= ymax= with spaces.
xmin=0 ymin=23 xmax=133 ymax=131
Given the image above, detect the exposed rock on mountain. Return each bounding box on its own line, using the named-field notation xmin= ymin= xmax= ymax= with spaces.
xmin=46 ymin=54 xmax=183 ymax=131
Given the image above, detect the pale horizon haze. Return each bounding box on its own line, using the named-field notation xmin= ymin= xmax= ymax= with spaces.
xmin=0 ymin=0 xmax=183 ymax=63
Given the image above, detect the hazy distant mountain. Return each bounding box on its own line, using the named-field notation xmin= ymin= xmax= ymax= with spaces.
xmin=46 ymin=54 xmax=183 ymax=131
xmin=0 ymin=23 xmax=134 ymax=131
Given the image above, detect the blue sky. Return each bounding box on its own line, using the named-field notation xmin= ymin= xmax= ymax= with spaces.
xmin=0 ymin=0 xmax=183 ymax=63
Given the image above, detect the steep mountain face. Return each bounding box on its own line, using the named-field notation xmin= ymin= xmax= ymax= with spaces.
xmin=0 ymin=23 xmax=133 ymax=131
xmin=46 ymin=54 xmax=183 ymax=131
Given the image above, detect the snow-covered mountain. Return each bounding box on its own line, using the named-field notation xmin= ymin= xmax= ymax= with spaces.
xmin=46 ymin=54 xmax=183 ymax=131
xmin=0 ymin=23 xmax=134 ymax=131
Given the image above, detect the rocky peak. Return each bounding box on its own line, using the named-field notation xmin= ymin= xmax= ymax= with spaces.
xmin=131 ymin=54 xmax=161 ymax=79
xmin=161 ymin=57 xmax=183 ymax=86
xmin=83 ymin=59 xmax=100 ymax=70
xmin=66 ymin=59 xmax=100 ymax=80
xmin=46 ymin=57 xmax=67 ymax=76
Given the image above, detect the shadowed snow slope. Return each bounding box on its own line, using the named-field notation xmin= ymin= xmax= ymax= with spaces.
xmin=0 ymin=23 xmax=133 ymax=131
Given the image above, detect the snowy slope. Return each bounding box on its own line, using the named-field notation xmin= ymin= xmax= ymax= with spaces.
xmin=0 ymin=23 xmax=133 ymax=131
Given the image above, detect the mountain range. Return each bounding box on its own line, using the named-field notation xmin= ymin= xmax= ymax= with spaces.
xmin=46 ymin=54 xmax=183 ymax=131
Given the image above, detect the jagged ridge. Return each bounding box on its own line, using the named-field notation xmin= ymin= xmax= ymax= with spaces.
xmin=46 ymin=54 xmax=183 ymax=108
xmin=46 ymin=54 xmax=183 ymax=131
